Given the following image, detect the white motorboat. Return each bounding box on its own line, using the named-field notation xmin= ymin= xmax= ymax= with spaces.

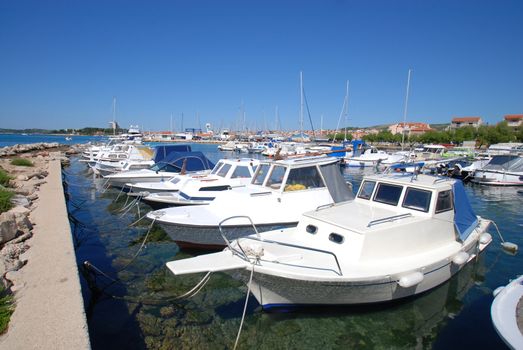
xmin=167 ymin=172 xmax=494 ymax=308
xmin=471 ymin=155 xmax=523 ymax=186
xmin=344 ymin=147 xmax=390 ymax=167
xmin=132 ymin=158 xmax=259 ymax=208
xmin=103 ymin=151 xmax=215 ymax=188
xmin=147 ymin=156 xmax=353 ymax=248
xmin=491 ymin=275 xmax=523 ymax=349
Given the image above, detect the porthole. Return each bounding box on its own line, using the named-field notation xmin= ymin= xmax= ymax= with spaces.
xmin=306 ymin=225 xmax=317 ymax=234
xmin=329 ymin=233 xmax=344 ymax=244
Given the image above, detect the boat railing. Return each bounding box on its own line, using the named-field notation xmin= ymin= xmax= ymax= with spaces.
xmin=250 ymin=191 xmax=272 ymax=197
xmin=315 ymin=203 xmax=335 ymax=211
xmin=367 ymin=213 xmax=412 ymax=227
xmin=218 ymin=216 xmax=261 ymax=259
xmin=241 ymin=236 xmax=344 ymax=276
xmin=218 ymin=215 xmax=343 ymax=276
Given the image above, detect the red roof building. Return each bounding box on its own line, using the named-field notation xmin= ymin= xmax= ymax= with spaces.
xmin=451 ymin=117 xmax=483 ymax=128
xmin=504 ymin=114 xmax=523 ymax=127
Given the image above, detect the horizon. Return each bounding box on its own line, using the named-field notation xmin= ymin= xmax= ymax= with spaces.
xmin=1 ymin=1 xmax=522 ymax=131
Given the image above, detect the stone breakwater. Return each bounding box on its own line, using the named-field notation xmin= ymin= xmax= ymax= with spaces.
xmin=0 ymin=143 xmax=90 ymax=349
xmin=0 ymin=142 xmax=61 ymax=157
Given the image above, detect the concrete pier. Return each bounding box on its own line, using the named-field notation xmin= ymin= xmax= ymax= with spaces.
xmin=0 ymin=156 xmax=91 ymax=349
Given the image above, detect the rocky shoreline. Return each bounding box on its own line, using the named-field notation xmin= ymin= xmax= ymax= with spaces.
xmin=0 ymin=143 xmax=70 ymax=288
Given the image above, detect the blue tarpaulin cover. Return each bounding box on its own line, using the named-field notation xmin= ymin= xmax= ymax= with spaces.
xmin=152 ymin=145 xmax=192 ymax=162
xmin=453 ymin=180 xmax=478 ymax=241
xmin=160 ymin=151 xmax=215 ymax=172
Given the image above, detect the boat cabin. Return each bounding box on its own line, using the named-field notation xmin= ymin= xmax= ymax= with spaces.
xmin=250 ymin=156 xmax=353 ymax=201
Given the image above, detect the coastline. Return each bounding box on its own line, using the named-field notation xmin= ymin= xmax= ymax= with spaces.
xmin=0 ymin=146 xmax=90 ymax=349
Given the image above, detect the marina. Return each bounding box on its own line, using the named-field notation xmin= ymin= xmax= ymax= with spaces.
xmin=36 ymin=139 xmax=521 ymax=349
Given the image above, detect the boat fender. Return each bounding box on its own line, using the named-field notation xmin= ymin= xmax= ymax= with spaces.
xmin=452 ymin=251 xmax=470 ymax=266
xmin=398 ymin=272 xmax=424 ymax=288
xmin=501 ymin=242 xmax=518 ymax=254
xmin=492 ymin=286 xmax=505 ymax=298
xmin=479 ymin=232 xmax=492 ymax=245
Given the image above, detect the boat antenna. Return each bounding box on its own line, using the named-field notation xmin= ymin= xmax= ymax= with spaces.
xmin=401 ymin=69 xmax=412 ymax=151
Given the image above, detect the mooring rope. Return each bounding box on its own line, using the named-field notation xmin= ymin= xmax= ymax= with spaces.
xmin=234 ymin=263 xmax=255 ymax=350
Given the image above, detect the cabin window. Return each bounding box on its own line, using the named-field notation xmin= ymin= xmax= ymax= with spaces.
xmin=306 ymin=225 xmax=317 ymax=234
xmin=285 ymin=166 xmax=325 ymax=191
xmin=252 ymin=164 xmax=270 ymax=185
xmin=373 ymin=183 xmax=403 ymax=206
xmin=435 ymin=190 xmax=453 ymax=213
xmin=199 ymin=185 xmax=231 ymax=191
xmin=358 ymin=181 xmax=376 ymax=200
xmin=231 ymin=166 xmax=252 ymax=178
xmin=211 ymin=161 xmax=224 ymax=175
xmin=329 ymin=233 xmax=344 ymax=244
xmin=402 ymin=187 xmax=432 ymax=212
xmin=217 ymin=163 xmax=232 ymax=177
xmin=266 ymin=165 xmax=286 ymax=190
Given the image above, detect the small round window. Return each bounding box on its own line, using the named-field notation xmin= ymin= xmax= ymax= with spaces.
xmin=329 ymin=233 xmax=344 ymax=244
xmin=306 ymin=225 xmax=317 ymax=234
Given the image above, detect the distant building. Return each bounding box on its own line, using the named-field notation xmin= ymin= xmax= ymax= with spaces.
xmin=504 ymin=114 xmax=523 ymax=128
xmin=451 ymin=117 xmax=483 ymax=128
xmin=388 ymin=122 xmax=432 ymax=136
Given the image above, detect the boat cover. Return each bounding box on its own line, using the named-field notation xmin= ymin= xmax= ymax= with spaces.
xmin=152 ymin=144 xmax=192 ymax=163
xmin=319 ymin=162 xmax=354 ymax=203
xmin=158 ymin=151 xmax=215 ymax=172
xmin=453 ymin=180 xmax=478 ymax=241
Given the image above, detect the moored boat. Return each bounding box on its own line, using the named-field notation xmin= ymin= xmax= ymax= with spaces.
xmin=146 ymin=156 xmax=353 ymax=248
xmin=167 ymin=172 xmax=495 ymax=308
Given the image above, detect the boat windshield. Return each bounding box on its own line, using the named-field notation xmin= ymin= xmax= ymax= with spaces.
xmin=284 ymin=165 xmax=325 ymax=191
xmin=266 ymin=165 xmax=286 ymax=190
xmin=210 ymin=161 xmax=224 ymax=175
xmin=484 ymin=155 xmax=523 ymax=171
xmin=252 ymin=164 xmax=271 ymax=185
xmin=217 ymin=163 xmax=232 ymax=177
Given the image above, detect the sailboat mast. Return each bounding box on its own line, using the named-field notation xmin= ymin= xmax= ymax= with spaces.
xmin=401 ymin=69 xmax=412 ymax=151
xmin=112 ymin=96 xmax=116 ymax=135
xmin=344 ymin=80 xmax=349 ymax=142
xmin=300 ymin=71 xmax=304 ymax=136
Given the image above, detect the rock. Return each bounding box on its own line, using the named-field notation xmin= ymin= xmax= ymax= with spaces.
xmin=11 ymin=195 xmax=31 ymax=208
xmin=16 ymin=174 xmax=29 ymax=181
xmin=12 ymin=210 xmax=33 ymax=232
xmin=0 ymin=212 xmax=18 ymax=244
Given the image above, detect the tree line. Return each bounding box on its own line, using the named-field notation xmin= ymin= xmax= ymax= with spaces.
xmin=329 ymin=122 xmax=523 ymax=147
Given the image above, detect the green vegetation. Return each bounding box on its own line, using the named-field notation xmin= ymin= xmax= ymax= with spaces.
xmin=0 ymin=169 xmax=12 ymax=187
xmin=0 ymin=286 xmax=14 ymax=334
xmin=362 ymin=122 xmax=523 ymax=146
xmin=0 ymin=189 xmax=14 ymax=213
xmin=10 ymin=158 xmax=33 ymax=167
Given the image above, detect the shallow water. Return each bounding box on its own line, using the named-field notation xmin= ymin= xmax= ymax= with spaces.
xmin=61 ymin=143 xmax=521 ymax=349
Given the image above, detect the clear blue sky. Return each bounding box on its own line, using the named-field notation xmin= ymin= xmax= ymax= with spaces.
xmin=1 ymin=0 xmax=522 ymax=132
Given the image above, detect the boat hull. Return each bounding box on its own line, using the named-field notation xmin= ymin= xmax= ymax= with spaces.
xmin=229 ymin=232 xmax=490 ymax=308
xmin=157 ymin=222 xmax=296 ymax=249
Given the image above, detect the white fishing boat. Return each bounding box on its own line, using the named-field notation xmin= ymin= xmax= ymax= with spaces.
xmin=491 ymin=275 xmax=523 ymax=349
xmin=91 ymin=145 xmax=155 ymax=176
xmin=471 ymin=155 xmax=523 ymax=186
xmin=133 ymin=158 xmax=259 ymax=208
xmin=103 ymin=151 xmax=215 ymax=188
xmin=146 ymin=156 xmax=353 ymax=248
xmin=344 ymin=147 xmax=390 ymax=167
xmin=167 ymin=172 xmax=495 ymax=308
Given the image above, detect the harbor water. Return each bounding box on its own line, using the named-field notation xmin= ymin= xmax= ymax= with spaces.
xmin=2 ymin=135 xmax=520 ymax=349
